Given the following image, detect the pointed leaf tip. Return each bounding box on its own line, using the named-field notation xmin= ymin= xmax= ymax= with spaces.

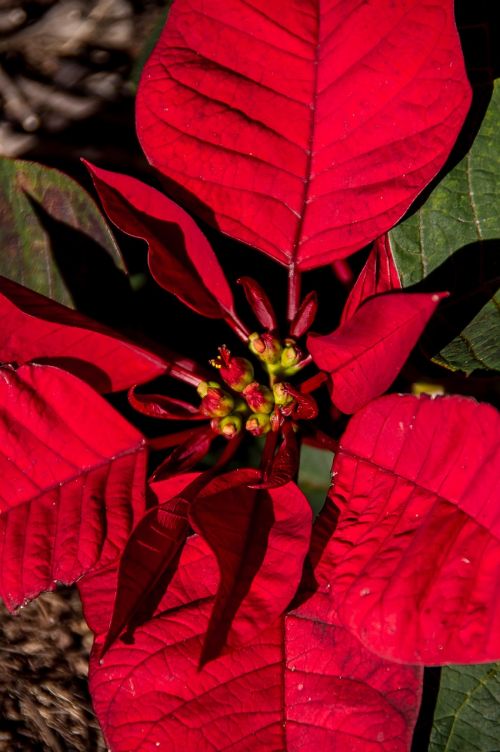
xmin=85 ymin=161 xmax=237 ymax=321
xmin=308 ymin=291 xmax=446 ymax=413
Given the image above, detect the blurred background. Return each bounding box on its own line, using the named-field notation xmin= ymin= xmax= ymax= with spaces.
xmin=0 ymin=0 xmax=166 ymax=168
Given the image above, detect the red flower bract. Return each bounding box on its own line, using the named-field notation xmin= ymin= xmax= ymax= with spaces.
xmin=81 ymin=535 xmax=423 ymax=752
xmin=137 ymin=0 xmax=471 ymax=269
xmin=1 ymin=2 xmax=498 ymax=751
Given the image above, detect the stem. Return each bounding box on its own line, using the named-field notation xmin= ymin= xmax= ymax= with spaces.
xmin=299 ymin=371 xmax=327 ymax=394
xmin=287 ymin=264 xmax=302 ymax=323
xmin=168 ymin=364 xmax=203 ymax=388
xmin=213 ymin=431 xmax=244 ymax=472
xmin=224 ymin=312 xmax=251 ymax=343
xmin=260 ymin=430 xmax=279 ymax=481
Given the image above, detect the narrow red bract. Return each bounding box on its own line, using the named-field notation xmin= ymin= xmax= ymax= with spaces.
xmin=307 ymin=292 xmax=446 ymax=413
xmin=84 ymin=536 xmax=422 ymax=752
xmin=341 ymin=235 xmax=401 ymax=323
xmin=86 ymin=163 xmax=238 ymax=321
xmin=137 ymin=0 xmax=471 ymax=268
xmin=190 ymin=469 xmax=312 ymax=663
xmin=314 ymin=394 xmax=500 ymax=664
xmin=128 ymin=386 xmax=204 ymax=420
xmin=237 ymin=276 xmax=278 ymax=332
xmin=0 ymin=364 xmax=147 ymax=610
xmin=101 ymin=473 xmax=199 ymax=654
xmin=0 ymin=276 xmax=171 ymax=392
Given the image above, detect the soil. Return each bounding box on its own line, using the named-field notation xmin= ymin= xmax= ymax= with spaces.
xmin=0 ymin=589 xmax=106 ymax=751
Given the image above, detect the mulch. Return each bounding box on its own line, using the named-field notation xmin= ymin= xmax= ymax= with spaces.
xmin=0 ymin=0 xmax=165 ymax=169
xmin=0 ymin=588 xmax=106 ymax=751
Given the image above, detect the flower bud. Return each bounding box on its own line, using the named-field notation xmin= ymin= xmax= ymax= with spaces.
xmin=245 ymin=413 xmax=271 ymax=437
xmin=196 ymin=380 xmax=220 ymax=398
xmin=272 ymin=381 xmax=294 ymax=407
xmin=242 ymin=381 xmax=274 ymax=414
xmin=281 ymin=339 xmax=303 ymax=371
xmin=211 ymin=414 xmax=243 ymax=438
xmin=211 ymin=345 xmax=254 ymax=392
xmin=217 ymin=413 xmax=243 ymax=439
xmin=200 ymin=385 xmax=234 ymax=418
xmin=249 ymin=332 xmax=282 ymax=365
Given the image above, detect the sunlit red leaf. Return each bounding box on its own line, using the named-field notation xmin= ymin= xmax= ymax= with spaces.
xmin=190 ymin=469 xmax=311 ymax=663
xmin=0 ymin=364 xmax=146 ymax=610
xmin=307 ymin=292 xmax=446 ymax=413
xmin=84 ymin=535 xmax=422 ymax=752
xmin=85 ymin=162 xmax=239 ymax=322
xmin=314 ymin=394 xmax=500 ymax=664
xmin=137 ymin=0 xmax=471 ymax=269
xmin=0 ymin=276 xmax=173 ymax=392
xmin=341 ymin=235 xmax=401 ymax=323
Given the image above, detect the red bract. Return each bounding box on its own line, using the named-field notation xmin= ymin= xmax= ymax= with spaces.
xmin=308 ymin=291 xmax=447 ymax=413
xmin=101 ymin=473 xmax=198 ymax=656
xmin=82 ymin=535 xmax=422 ymax=752
xmin=313 ymin=394 xmax=500 ymax=664
xmin=0 ymin=276 xmax=174 ymax=392
xmin=341 ymin=235 xmax=401 ymax=324
xmin=137 ymin=0 xmax=471 ymax=269
xmin=102 ymin=469 xmax=312 ymax=662
xmin=86 ymin=163 xmax=248 ymax=338
xmin=128 ymin=385 xmax=205 ymax=421
xmin=190 ymin=468 xmax=312 ymax=664
xmin=0 ymin=364 xmax=146 ymax=610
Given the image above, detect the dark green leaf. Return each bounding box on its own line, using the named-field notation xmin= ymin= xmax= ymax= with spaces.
xmin=0 ymin=158 xmax=124 ymax=307
xmin=429 ymin=663 xmax=500 ymax=752
xmin=130 ymin=2 xmax=173 ymax=90
xmin=298 ymin=445 xmax=333 ymax=516
xmin=389 ymin=82 xmax=500 ymax=373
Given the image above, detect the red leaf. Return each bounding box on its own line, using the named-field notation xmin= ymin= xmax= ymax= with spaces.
xmin=0 ymin=364 xmax=146 ymax=610
xmin=137 ymin=0 xmax=471 ymax=269
xmin=85 ymin=535 xmax=422 ymax=751
xmin=128 ymin=385 xmax=204 ymax=420
xmin=290 ymin=291 xmax=318 ymax=338
xmin=237 ymin=276 xmax=277 ymax=332
xmin=150 ymin=427 xmax=214 ymax=480
xmin=341 ymin=235 xmax=401 ymax=323
xmin=85 ymin=162 xmax=237 ymax=321
xmin=101 ymin=473 xmax=199 ymax=655
xmin=190 ymin=469 xmax=311 ymax=663
xmin=314 ymin=394 xmax=500 ymax=664
xmin=0 ymin=276 xmax=171 ymax=392
xmin=307 ymin=292 xmax=446 ymax=414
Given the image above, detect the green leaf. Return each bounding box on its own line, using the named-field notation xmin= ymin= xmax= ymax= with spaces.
xmin=298 ymin=445 xmax=333 ymax=516
xmin=389 ymin=81 xmax=500 ymax=374
xmin=429 ymin=663 xmax=500 ymax=752
xmin=130 ymin=3 xmax=173 ymax=91
xmin=0 ymin=158 xmax=124 ymax=307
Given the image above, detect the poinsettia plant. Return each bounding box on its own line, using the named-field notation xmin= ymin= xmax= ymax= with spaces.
xmin=0 ymin=0 xmax=499 ymax=750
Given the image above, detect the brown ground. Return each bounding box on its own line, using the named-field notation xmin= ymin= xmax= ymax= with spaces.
xmin=0 ymin=589 xmax=106 ymax=751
